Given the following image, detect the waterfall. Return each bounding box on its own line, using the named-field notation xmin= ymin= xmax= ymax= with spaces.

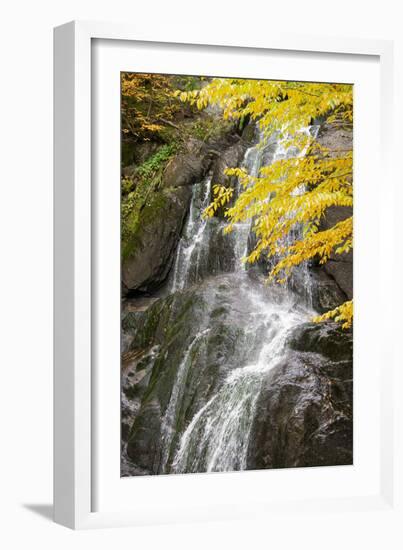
xmin=170 ymin=130 xmax=273 ymax=291
xmin=287 ymin=125 xmax=320 ymax=308
xmin=163 ymin=127 xmax=318 ymax=474
xmin=171 ymin=294 xmax=308 ymax=473
xmin=261 ymin=125 xmax=320 ymax=308
xmin=231 ymin=136 xmax=266 ymax=270
xmin=159 ymin=328 xmax=210 ymax=473
xmin=123 ymin=124 xmax=322 ymax=476
xmin=170 ymin=176 xmax=212 ymax=292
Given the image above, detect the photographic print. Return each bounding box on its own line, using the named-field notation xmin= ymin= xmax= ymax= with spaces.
xmin=120 ymin=74 xmax=353 ymax=476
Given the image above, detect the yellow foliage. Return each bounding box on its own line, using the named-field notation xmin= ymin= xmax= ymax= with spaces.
xmin=179 ymin=78 xmax=353 ymax=328
xmin=313 ymin=300 xmax=353 ymax=329
xmin=203 ymin=185 xmax=234 ymax=218
xmin=121 ymin=73 xmax=178 ymax=140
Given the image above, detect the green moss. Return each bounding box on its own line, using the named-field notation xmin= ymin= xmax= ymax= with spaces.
xmin=121 ymin=311 xmax=143 ymax=332
xmin=121 ymin=144 xmax=178 ymax=261
xmin=126 ymin=294 xmax=176 ymax=351
xmin=136 ymin=144 xmax=177 ymax=179
xmin=122 ymin=188 xmax=170 ymax=261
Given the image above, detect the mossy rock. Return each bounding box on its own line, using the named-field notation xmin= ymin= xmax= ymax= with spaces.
xmin=122 ymin=185 xmax=191 ymax=292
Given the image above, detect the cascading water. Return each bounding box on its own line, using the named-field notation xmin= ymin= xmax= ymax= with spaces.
xmin=171 ymin=130 xmax=271 ymax=290
xmin=274 ymin=125 xmax=320 ymax=309
xmin=159 ymin=128 xmax=318 ymax=474
xmin=122 ymin=125 xmax=322 ymax=475
xmin=159 ymin=328 xmax=210 ymax=472
xmin=170 ymin=176 xmax=212 ymax=292
xmin=171 ymin=289 xmax=309 ymax=473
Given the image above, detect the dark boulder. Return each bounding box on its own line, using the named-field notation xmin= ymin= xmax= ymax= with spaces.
xmin=287 ymin=321 xmax=353 ymax=361
xmin=121 ymin=347 xmax=158 ymax=446
xmin=309 ymin=267 xmax=348 ymax=313
xmin=126 ymin=398 xmax=163 ymax=473
xmin=316 ymin=122 xmax=353 ymax=300
xmin=211 ymin=140 xmax=246 ymax=188
xmin=122 ymin=185 xmax=191 ymax=293
xmin=247 ymin=322 xmax=353 ymax=470
xmin=323 ymin=253 xmax=353 ymax=300
xmin=210 ymin=140 xmax=247 ymax=218
xmin=162 ymin=150 xmax=211 ymax=189
xmin=316 ymin=121 xmax=352 ymax=154
xmin=319 ymin=205 xmax=353 ymax=300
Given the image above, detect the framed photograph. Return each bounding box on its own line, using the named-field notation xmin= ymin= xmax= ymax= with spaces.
xmin=54 ymin=21 xmax=396 ymax=529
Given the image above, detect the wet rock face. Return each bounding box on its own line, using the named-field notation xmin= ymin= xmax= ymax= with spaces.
xmin=247 ymin=322 xmax=353 ymax=470
xmin=122 ymin=186 xmax=192 ymax=293
xmin=319 ymin=204 xmax=353 ymax=300
xmin=211 ymin=141 xmax=246 ymax=187
xmin=316 ymin=122 xmax=352 ymax=154
xmin=123 ymin=274 xmax=268 ymax=475
xmin=316 ymin=122 xmax=353 ymax=300
xmin=210 ymin=141 xmax=247 ymax=218
xmin=309 ymin=267 xmax=348 ymax=314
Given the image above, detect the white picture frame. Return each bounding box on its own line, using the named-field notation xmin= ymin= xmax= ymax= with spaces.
xmin=54 ymin=20 xmax=397 ymax=530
